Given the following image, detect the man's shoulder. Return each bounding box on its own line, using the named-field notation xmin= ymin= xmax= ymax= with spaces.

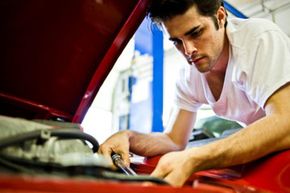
xmin=227 ymin=18 xmax=281 ymax=49
xmin=228 ymin=18 xmax=280 ymax=37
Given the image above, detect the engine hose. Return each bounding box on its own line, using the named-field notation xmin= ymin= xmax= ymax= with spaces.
xmin=0 ymin=128 xmax=99 ymax=152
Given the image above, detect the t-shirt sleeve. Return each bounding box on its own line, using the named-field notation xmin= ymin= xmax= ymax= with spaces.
xmin=173 ymin=67 xmax=202 ymax=112
xmin=243 ymin=29 xmax=290 ymax=108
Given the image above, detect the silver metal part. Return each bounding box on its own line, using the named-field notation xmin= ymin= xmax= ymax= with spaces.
xmin=111 ymin=153 xmax=137 ymax=176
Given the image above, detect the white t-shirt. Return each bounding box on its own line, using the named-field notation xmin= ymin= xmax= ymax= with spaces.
xmin=174 ymin=18 xmax=290 ymax=125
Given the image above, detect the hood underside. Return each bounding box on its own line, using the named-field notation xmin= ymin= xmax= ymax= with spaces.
xmin=0 ymin=0 xmax=150 ymax=123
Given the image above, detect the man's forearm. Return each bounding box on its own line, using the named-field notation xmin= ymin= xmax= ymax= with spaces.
xmin=127 ymin=130 xmax=183 ymax=157
xmin=190 ymin=114 xmax=290 ymax=171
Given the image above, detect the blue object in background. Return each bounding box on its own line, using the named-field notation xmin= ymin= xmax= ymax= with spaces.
xmin=224 ymin=1 xmax=248 ymax=19
xmin=151 ymin=24 xmax=164 ymax=132
xmin=134 ymin=17 xmax=153 ymax=55
xmin=132 ymin=18 xmax=164 ymax=133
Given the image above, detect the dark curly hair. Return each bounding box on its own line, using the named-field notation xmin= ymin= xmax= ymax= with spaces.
xmin=148 ymin=0 xmax=226 ymax=28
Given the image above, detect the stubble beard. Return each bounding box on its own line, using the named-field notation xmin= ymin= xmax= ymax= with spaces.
xmin=187 ymin=55 xmax=213 ymax=73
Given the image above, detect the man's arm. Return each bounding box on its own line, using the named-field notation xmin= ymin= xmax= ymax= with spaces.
xmin=151 ymin=83 xmax=290 ymax=186
xmin=129 ymin=109 xmax=197 ymax=156
xmin=98 ymin=108 xmax=196 ymax=166
xmin=199 ymin=83 xmax=290 ymax=168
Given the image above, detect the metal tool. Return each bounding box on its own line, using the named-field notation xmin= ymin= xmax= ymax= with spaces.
xmin=111 ymin=153 xmax=137 ymax=176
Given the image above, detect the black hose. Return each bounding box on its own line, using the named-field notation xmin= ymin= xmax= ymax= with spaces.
xmin=0 ymin=129 xmax=99 ymax=152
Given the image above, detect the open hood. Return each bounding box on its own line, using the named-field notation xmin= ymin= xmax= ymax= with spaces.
xmin=0 ymin=0 xmax=149 ymax=123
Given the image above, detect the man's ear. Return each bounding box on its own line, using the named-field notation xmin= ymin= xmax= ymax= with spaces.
xmin=217 ymin=6 xmax=227 ymax=27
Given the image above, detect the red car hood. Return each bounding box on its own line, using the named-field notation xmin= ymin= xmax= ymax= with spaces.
xmin=0 ymin=0 xmax=148 ymax=123
xmin=1 ymin=1 xmax=290 ymax=193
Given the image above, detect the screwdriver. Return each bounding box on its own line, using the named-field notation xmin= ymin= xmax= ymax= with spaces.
xmin=111 ymin=153 xmax=137 ymax=176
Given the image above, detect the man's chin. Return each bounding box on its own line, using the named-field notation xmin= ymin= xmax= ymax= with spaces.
xmin=194 ymin=63 xmax=210 ymax=73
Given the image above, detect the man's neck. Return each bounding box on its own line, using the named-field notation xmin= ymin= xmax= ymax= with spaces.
xmin=211 ymin=35 xmax=229 ymax=74
xmin=205 ymin=35 xmax=229 ymax=101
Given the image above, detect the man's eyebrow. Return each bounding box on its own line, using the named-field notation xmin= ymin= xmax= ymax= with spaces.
xmin=169 ymin=25 xmax=201 ymax=41
xmin=184 ymin=25 xmax=201 ymax=36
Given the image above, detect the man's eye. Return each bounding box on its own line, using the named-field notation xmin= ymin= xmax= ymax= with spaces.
xmin=173 ymin=39 xmax=182 ymax=46
xmin=190 ymin=29 xmax=203 ymax=38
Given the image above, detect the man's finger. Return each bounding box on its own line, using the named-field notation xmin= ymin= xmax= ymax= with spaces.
xmin=163 ymin=171 xmax=185 ymax=187
xmin=118 ymin=151 xmax=130 ymax=167
xmin=99 ymin=147 xmax=114 ymax=167
xmin=150 ymin=165 xmax=169 ymax=178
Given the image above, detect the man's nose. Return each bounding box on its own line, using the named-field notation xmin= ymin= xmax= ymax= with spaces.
xmin=183 ymin=41 xmax=197 ymax=56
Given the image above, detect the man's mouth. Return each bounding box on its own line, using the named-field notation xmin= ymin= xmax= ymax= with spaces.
xmin=193 ymin=57 xmax=203 ymax=63
xmin=186 ymin=55 xmax=206 ymax=65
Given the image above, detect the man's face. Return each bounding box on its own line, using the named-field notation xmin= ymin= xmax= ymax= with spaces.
xmin=163 ymin=5 xmax=227 ymax=73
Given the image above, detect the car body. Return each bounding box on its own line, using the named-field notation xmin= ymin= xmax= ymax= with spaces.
xmin=0 ymin=0 xmax=289 ymax=192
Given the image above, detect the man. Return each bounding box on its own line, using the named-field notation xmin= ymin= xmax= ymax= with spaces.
xmin=99 ymin=0 xmax=290 ymax=187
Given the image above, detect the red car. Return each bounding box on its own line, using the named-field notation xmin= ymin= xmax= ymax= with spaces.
xmin=0 ymin=1 xmax=289 ymax=193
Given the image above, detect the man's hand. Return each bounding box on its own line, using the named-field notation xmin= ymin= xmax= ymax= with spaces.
xmin=150 ymin=149 xmax=196 ymax=187
xmin=98 ymin=130 xmax=131 ymax=167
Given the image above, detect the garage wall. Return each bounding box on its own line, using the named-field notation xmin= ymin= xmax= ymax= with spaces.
xmin=227 ymin=0 xmax=290 ymax=36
